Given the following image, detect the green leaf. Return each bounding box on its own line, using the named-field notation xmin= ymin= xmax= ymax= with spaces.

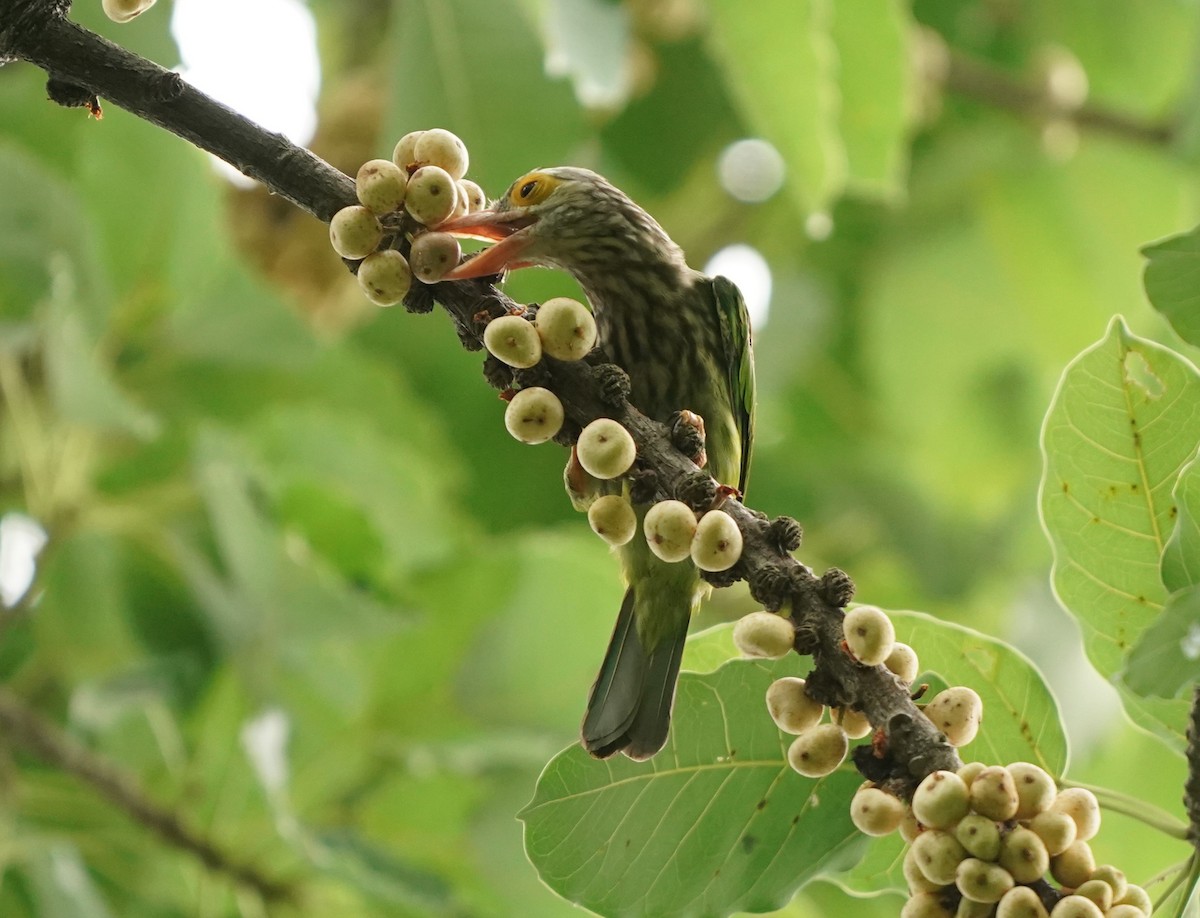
xmin=310 ymin=828 xmax=458 ymax=914
xmin=25 ymin=844 xmax=114 ymax=918
xmin=1040 ymin=317 xmax=1200 ymax=740
xmin=839 ymin=610 xmax=1068 ymax=896
xmin=829 ymin=0 xmax=914 ymax=198
xmin=706 ymin=0 xmax=844 ymax=215
xmin=1163 ymin=454 xmax=1200 ymax=593
xmin=681 ymin=622 xmax=740 ymax=674
xmin=1124 ymin=585 xmax=1200 ymax=698
xmin=42 ymin=273 xmax=159 ymax=439
xmin=520 ymin=658 xmax=866 ymax=918
xmin=1142 ymin=226 xmax=1200 ymax=347
xmin=385 ymin=0 xmax=589 ymax=197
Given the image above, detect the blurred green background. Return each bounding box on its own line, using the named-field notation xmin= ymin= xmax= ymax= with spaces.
xmin=1 ymin=0 xmax=1197 ymax=914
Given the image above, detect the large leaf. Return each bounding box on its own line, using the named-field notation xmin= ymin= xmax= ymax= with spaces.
xmin=521 ymin=657 xmax=865 ymax=918
xmin=839 ymin=610 xmax=1068 ymax=896
xmin=1142 ymin=226 xmax=1200 ymax=348
xmin=829 ymin=0 xmax=913 ymax=198
xmin=706 ymin=0 xmax=844 ymax=215
xmin=1040 ymin=317 xmax=1200 ymax=741
xmin=1163 ymin=453 xmax=1200 ymax=593
xmin=1124 ymin=585 xmax=1200 ymax=698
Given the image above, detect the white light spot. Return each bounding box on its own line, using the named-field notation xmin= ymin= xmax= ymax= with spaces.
xmin=544 ymin=0 xmax=632 ymax=109
xmin=805 ymin=212 xmax=833 ymax=241
xmin=704 ymin=244 xmax=772 ymax=331
xmin=172 ymin=0 xmax=320 ymax=184
xmin=0 ymin=513 xmax=48 ymax=607
xmin=1181 ymin=623 xmax=1200 ymax=660
xmin=717 ymin=139 xmax=786 ymax=203
xmin=241 ymin=708 xmax=290 ymax=796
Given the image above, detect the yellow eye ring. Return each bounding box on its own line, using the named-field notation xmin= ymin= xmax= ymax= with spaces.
xmin=508 ymin=172 xmax=557 ymax=207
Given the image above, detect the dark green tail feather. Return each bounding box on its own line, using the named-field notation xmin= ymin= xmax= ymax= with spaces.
xmin=581 ymin=587 xmax=690 ymax=760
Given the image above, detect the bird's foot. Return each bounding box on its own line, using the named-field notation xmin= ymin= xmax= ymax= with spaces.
xmin=594 ymin=363 xmax=632 ymax=407
xmin=669 ymin=409 xmax=707 ymax=468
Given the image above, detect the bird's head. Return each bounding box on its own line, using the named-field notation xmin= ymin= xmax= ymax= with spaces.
xmin=439 ymin=166 xmax=686 ymax=285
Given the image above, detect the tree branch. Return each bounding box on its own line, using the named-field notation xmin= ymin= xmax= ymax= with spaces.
xmin=0 ymin=687 xmax=298 ymax=903
xmin=0 ymin=0 xmax=956 ymax=800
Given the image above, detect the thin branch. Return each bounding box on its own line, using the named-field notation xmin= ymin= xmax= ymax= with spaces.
xmin=0 ymin=687 xmax=298 ymax=903
xmin=943 ymin=47 xmax=1177 ymax=147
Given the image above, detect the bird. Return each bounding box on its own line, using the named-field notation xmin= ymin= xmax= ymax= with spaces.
xmin=441 ymin=166 xmax=755 ymax=760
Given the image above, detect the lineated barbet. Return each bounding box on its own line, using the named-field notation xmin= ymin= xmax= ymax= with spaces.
xmin=442 ymin=167 xmax=756 ymax=760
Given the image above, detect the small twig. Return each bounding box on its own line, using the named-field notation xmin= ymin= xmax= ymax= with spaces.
xmin=0 ymin=688 xmax=298 ymax=903
xmin=943 ymin=48 xmax=1176 ymax=147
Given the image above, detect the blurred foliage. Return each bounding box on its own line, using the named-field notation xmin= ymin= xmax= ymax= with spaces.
xmin=2 ymin=0 xmax=1200 ymax=915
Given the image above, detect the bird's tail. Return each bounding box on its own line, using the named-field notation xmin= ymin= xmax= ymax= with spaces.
xmin=581 ymin=587 xmax=689 ymax=761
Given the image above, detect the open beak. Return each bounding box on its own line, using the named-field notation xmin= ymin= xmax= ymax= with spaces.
xmin=438 ymin=210 xmax=538 ymax=280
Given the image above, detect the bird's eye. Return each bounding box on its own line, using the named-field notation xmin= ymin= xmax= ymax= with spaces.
xmin=508 ymin=172 xmax=557 ymax=206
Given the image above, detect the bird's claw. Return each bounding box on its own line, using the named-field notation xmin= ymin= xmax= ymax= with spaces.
xmin=595 ymin=364 xmax=632 ymax=407
xmin=670 ymin=409 xmax=707 ymax=468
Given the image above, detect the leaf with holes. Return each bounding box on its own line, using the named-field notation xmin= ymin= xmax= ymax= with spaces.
xmin=838 ymin=610 xmax=1068 ymax=896
xmin=520 ymin=658 xmax=866 ymax=918
xmin=1040 ymin=317 xmax=1200 ymax=742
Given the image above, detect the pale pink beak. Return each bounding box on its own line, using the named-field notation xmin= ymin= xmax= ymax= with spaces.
xmin=438 ymin=210 xmax=538 ymax=280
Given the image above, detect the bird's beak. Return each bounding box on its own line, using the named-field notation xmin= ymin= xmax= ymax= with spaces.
xmin=438 ymin=210 xmax=538 ymax=280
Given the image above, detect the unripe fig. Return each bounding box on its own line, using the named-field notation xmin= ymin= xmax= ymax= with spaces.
xmin=409 ymin=231 xmax=462 ymax=283
xmin=998 ymin=825 xmax=1049 ymax=884
xmin=535 ymin=297 xmax=598 ymax=361
xmin=849 ymin=785 xmax=906 ymax=836
xmin=413 ymin=128 xmax=469 ymax=179
xmin=733 ymin=611 xmax=794 ymax=659
xmin=357 ymin=250 xmax=412 ymax=306
xmin=1049 ymin=787 xmax=1101 ymax=842
xmin=577 ymin=418 xmax=637 ymax=479
xmin=997 ymin=886 xmax=1050 ymax=918
xmin=838 ymin=706 xmax=872 ymax=740
xmin=899 ymin=809 xmax=923 ymax=844
xmin=447 ymin=187 xmax=470 ymax=220
xmin=957 ymin=761 xmax=986 ymax=786
xmin=1115 ymin=882 xmax=1149 ymax=912
xmin=1006 ymin=762 xmax=1056 ymax=820
xmin=103 ymin=0 xmax=154 ymax=23
xmin=765 ymin=677 xmax=823 ymax=734
xmin=1048 ymin=894 xmax=1102 ymax=918
xmin=458 ymin=179 xmax=487 ymax=213
xmin=911 ymin=829 xmax=968 ymax=886
xmin=955 ymin=813 xmax=1001 ymax=861
xmin=356 ymin=158 xmax=408 ymax=213
xmin=504 ymin=387 xmax=563 ymax=445
xmin=913 ymin=770 xmax=970 ymax=829
xmin=643 ymin=499 xmax=697 ymax=562
xmin=956 ymin=898 xmax=993 ymax=918
xmin=955 ymin=857 xmax=1014 ymax=903
xmin=842 ymin=605 xmax=895 ymax=666
xmin=1027 ymin=809 xmax=1076 ymax=856
xmin=691 ymin=509 xmax=743 ymax=572
xmin=1106 ymin=907 xmax=1146 ymax=918
xmin=484 ymin=314 xmax=542 ymax=368
xmin=786 ymin=723 xmax=848 ymax=778
xmin=902 ymin=892 xmax=954 ymax=918
xmin=1089 ymin=864 xmax=1127 ymax=901
xmin=587 ymin=495 xmax=636 ymax=546
xmin=969 ymin=766 xmax=1019 ymax=821
xmin=392 ymin=130 xmax=425 ymax=170
xmin=903 ymin=845 xmax=943 ymax=894
xmin=1050 ymin=840 xmax=1095 ymax=888
xmin=405 ymin=165 xmax=459 ymax=226
xmin=330 ymin=205 xmax=383 ymax=259
xmin=1071 ymin=880 xmax=1112 ymax=912
xmin=885 ymin=642 xmax=920 ymax=683
xmin=924 ymin=686 xmax=983 ymax=747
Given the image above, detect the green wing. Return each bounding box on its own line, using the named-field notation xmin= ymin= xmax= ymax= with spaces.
xmin=709 ymin=275 xmax=756 ymax=495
